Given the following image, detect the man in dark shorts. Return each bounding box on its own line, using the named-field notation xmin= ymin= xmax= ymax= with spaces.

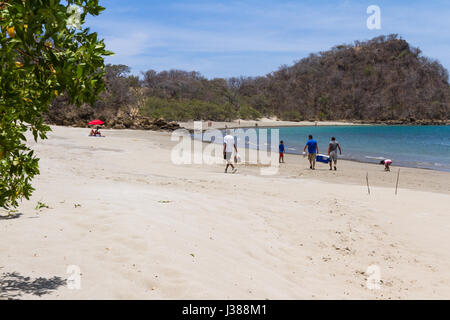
xmin=328 ymin=137 xmax=342 ymax=171
xmin=303 ymin=135 xmax=319 ymax=170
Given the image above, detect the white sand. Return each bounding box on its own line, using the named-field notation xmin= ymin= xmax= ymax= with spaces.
xmin=179 ymin=118 xmax=361 ymax=130
xmin=1 ymin=125 xmax=449 ymax=299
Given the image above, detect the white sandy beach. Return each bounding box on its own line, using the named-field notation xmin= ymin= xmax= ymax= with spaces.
xmin=1 ymin=125 xmax=449 ymax=300
xmin=179 ymin=118 xmax=361 ymax=130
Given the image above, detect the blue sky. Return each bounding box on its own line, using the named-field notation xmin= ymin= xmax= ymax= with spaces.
xmin=85 ymin=0 xmax=450 ymax=79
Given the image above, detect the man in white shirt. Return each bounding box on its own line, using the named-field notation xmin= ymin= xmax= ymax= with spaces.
xmin=223 ymin=130 xmax=238 ymax=173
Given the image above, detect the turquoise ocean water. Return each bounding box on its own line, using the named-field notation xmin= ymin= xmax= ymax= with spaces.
xmin=227 ymin=125 xmax=450 ymax=172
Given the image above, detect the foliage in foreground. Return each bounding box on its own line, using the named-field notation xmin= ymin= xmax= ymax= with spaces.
xmin=0 ymin=0 xmax=111 ymax=209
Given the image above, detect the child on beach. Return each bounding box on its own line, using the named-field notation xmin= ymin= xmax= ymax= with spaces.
xmin=380 ymin=159 xmax=392 ymax=171
xmin=279 ymin=141 xmax=286 ymax=163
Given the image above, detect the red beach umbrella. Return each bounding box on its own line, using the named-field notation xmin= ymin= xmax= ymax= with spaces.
xmin=88 ymin=119 xmax=104 ymax=126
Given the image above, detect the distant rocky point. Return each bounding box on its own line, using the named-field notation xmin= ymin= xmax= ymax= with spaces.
xmin=45 ymin=111 xmax=180 ymax=131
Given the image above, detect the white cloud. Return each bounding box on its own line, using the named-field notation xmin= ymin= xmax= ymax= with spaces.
xmin=87 ymin=0 xmax=450 ymax=78
xmin=106 ymin=32 xmax=151 ymax=58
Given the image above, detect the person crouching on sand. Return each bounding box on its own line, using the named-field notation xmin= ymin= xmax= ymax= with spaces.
xmin=304 ymin=135 xmax=319 ymax=170
xmin=380 ymin=159 xmax=392 ymax=171
xmin=279 ymin=140 xmax=286 ymax=163
xmin=328 ymin=137 xmax=342 ymax=171
xmin=90 ymin=127 xmax=103 ymax=137
xmin=223 ymin=130 xmax=238 ymax=174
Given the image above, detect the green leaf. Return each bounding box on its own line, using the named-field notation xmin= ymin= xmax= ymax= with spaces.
xmin=0 ymin=0 xmax=112 ymax=210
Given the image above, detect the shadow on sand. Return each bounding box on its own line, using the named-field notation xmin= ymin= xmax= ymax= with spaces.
xmin=0 ymin=272 xmax=66 ymax=299
xmin=0 ymin=213 xmax=23 ymax=220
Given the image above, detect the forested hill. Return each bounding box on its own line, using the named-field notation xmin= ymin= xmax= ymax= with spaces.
xmin=263 ymin=34 xmax=449 ymax=122
xmin=46 ymin=34 xmax=450 ymax=127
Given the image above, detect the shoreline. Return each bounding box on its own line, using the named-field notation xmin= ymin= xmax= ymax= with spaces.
xmin=180 ymin=119 xmax=365 ymax=131
xmin=40 ymin=123 xmax=450 ymax=173
xmin=1 ymin=125 xmax=449 ymax=299
xmin=186 ymin=127 xmax=450 ymax=174
xmin=179 ymin=119 xmax=449 ymax=131
xmin=203 ymin=139 xmax=450 ymax=174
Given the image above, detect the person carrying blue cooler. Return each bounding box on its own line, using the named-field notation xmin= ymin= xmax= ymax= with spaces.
xmin=304 ymin=135 xmax=319 ymax=170
xmin=328 ymin=137 xmax=342 ymax=171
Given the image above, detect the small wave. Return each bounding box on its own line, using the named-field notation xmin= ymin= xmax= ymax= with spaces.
xmin=365 ymin=156 xmax=385 ymax=160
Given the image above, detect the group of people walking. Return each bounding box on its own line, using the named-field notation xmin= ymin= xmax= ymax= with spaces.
xmin=223 ymin=130 xmax=394 ymax=173
xmin=222 ymin=130 xmax=343 ymax=173
xmin=302 ymin=135 xmax=342 ymax=171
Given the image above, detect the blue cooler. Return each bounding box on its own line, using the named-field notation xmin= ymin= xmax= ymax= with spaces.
xmin=316 ymin=154 xmax=330 ymax=164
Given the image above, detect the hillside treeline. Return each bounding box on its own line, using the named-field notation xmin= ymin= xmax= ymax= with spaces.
xmin=45 ymin=34 xmax=450 ymax=126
